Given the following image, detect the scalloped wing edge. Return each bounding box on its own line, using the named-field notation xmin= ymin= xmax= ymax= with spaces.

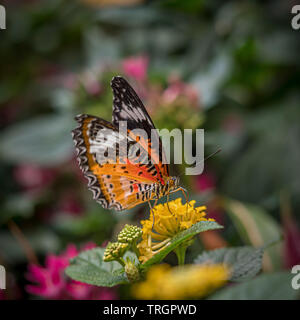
xmin=71 ymin=114 xmax=110 ymax=209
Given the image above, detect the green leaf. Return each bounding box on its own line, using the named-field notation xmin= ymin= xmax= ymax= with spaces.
xmin=194 ymin=246 xmax=264 ymax=282
xmin=0 ymin=193 xmax=35 ymax=225
xmin=65 ymin=248 xmax=129 ymax=287
xmin=225 ymin=199 xmax=282 ymax=271
xmin=0 ymin=114 xmax=74 ymax=165
xmin=140 ymin=220 xmax=223 ymax=270
xmin=209 ymin=272 xmax=299 ymax=300
xmin=52 ymin=209 xmax=115 ymax=237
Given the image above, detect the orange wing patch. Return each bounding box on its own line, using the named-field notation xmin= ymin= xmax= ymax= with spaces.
xmin=99 ymin=175 xmax=151 ymax=210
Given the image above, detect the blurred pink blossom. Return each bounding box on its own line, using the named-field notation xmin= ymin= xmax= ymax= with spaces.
xmin=71 ymin=157 xmax=88 ymax=183
xmin=26 ymin=255 xmax=67 ymax=298
xmin=162 ymin=76 xmax=198 ymax=106
xmin=207 ymin=208 xmax=224 ymax=225
xmin=122 ymin=56 xmax=148 ymax=82
xmin=14 ymin=164 xmax=56 ymax=192
xmin=196 ymin=172 xmax=224 ymax=225
xmin=61 ymin=73 xmax=78 ymax=90
xmin=40 ymin=70 xmax=79 ymax=91
xmin=26 ymin=243 xmax=117 ymax=300
xmin=196 ymin=172 xmax=216 ymax=192
xmin=58 ymin=192 xmax=83 ymax=215
xmin=82 ymin=73 xmax=102 ymax=96
xmin=0 ymin=291 xmax=5 ymax=300
xmin=0 ymin=273 xmax=22 ymax=300
xmin=221 ymin=113 xmax=244 ymax=135
xmin=283 ymin=213 xmax=300 ymax=269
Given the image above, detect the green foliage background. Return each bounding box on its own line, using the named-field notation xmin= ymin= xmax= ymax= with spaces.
xmin=0 ymin=0 xmax=299 ymax=299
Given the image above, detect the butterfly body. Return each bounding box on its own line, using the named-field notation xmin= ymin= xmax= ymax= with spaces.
xmin=72 ymin=76 xmax=180 ymax=211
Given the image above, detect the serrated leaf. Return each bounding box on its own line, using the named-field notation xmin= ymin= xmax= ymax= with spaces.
xmin=194 ymin=246 xmax=264 ymax=282
xmin=141 ymin=220 xmax=223 ymax=269
xmin=65 ymin=248 xmax=129 ymax=287
xmin=209 ymin=272 xmax=298 ymax=300
xmin=225 ymin=199 xmax=282 ymax=271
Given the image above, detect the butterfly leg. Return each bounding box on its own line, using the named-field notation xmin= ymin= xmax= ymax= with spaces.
xmin=148 ymin=200 xmax=157 ymax=229
xmin=169 ymin=187 xmax=190 ymax=213
xmin=167 ymin=187 xmax=190 ymax=214
xmin=178 ymin=187 xmax=190 ymax=215
xmin=166 ymin=193 xmax=174 ymax=215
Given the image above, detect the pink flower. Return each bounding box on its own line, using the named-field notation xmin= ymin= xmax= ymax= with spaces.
xmin=0 ymin=290 xmax=5 ymax=300
xmin=82 ymin=72 xmax=102 ymax=96
xmin=82 ymin=242 xmax=98 ymax=251
xmin=58 ymin=192 xmax=83 ymax=215
xmin=196 ymin=172 xmax=216 ymax=192
xmin=196 ymin=172 xmax=224 ymax=224
xmin=65 ymin=280 xmax=92 ymax=300
xmin=92 ymin=287 xmax=118 ymax=300
xmin=283 ymin=213 xmax=300 ymax=269
xmin=14 ymin=164 xmax=56 ymax=192
xmin=162 ymin=82 xmax=182 ymax=104
xmin=162 ymin=76 xmax=198 ymax=106
xmin=207 ymin=208 xmax=224 ymax=225
xmin=61 ymin=73 xmax=78 ymax=90
xmin=26 ymin=255 xmax=67 ymax=298
xmin=26 ymin=243 xmax=117 ymax=300
xmin=122 ymin=56 xmax=148 ymax=82
xmin=221 ymin=113 xmax=244 ymax=135
xmin=65 ymin=281 xmax=118 ymax=300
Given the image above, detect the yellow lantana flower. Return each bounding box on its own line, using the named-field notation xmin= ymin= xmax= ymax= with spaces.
xmin=132 ymin=263 xmax=230 ymax=300
xmin=137 ymin=198 xmax=215 ymax=263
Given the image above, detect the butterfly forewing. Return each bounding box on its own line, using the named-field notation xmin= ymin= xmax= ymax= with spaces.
xmin=111 ymin=76 xmax=169 ymax=177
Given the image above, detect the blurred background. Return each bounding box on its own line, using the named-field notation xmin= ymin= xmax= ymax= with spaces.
xmin=0 ymin=0 xmax=300 ymax=300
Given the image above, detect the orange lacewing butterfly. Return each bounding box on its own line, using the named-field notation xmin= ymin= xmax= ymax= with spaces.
xmin=72 ymin=76 xmax=184 ymax=211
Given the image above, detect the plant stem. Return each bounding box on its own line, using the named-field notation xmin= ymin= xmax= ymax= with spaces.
xmin=132 ymin=241 xmax=140 ymax=258
xmin=116 ymin=257 xmax=126 ymax=267
xmin=175 ymin=245 xmax=186 ymax=266
xmin=8 ymin=220 xmax=38 ymax=265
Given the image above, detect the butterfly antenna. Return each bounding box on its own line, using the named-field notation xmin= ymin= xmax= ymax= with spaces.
xmin=178 ymin=148 xmax=222 ymax=177
xmin=204 ymin=148 xmax=222 ymax=161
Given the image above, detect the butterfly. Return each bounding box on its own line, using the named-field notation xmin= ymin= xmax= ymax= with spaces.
xmin=72 ymin=76 xmax=183 ymax=211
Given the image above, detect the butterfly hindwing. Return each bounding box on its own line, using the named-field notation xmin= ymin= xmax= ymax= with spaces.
xmin=72 ymin=114 xmax=162 ymax=210
xmin=99 ymin=175 xmax=155 ymax=210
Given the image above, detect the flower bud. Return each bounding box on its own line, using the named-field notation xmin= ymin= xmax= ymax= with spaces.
xmin=125 ymin=259 xmax=141 ymax=283
xmin=118 ymin=224 xmax=142 ymax=244
xmin=103 ymin=242 xmax=129 ymax=262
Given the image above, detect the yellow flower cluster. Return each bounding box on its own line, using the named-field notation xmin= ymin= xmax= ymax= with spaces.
xmin=133 ymin=263 xmax=230 ymax=299
xmin=137 ymin=198 xmax=214 ymax=263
